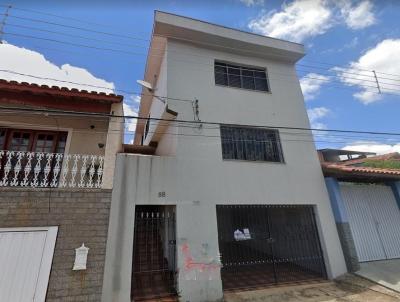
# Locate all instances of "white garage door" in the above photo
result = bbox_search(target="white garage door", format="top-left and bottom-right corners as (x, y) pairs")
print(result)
(0, 227), (58, 302)
(341, 183), (400, 262)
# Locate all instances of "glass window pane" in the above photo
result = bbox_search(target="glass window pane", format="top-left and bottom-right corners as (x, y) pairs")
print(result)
(255, 78), (269, 91)
(227, 65), (240, 75)
(254, 71), (267, 79)
(220, 126), (282, 162)
(34, 134), (55, 153)
(56, 133), (68, 154)
(215, 61), (269, 92)
(0, 129), (5, 149)
(228, 74), (241, 88)
(242, 69), (255, 90)
(10, 132), (31, 151)
(215, 64), (228, 86)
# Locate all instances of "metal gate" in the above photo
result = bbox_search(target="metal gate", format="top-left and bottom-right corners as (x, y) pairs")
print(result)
(341, 183), (400, 262)
(131, 206), (177, 300)
(216, 205), (326, 290)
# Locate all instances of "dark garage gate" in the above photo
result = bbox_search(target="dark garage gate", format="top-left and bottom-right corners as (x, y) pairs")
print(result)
(216, 205), (327, 290)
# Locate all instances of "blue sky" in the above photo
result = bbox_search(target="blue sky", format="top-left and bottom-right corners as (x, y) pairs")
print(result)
(1, 0), (400, 153)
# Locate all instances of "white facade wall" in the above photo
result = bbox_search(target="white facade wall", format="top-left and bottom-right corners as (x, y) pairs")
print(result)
(103, 38), (347, 302)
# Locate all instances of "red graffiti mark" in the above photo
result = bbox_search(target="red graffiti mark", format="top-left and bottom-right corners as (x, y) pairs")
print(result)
(181, 243), (220, 272)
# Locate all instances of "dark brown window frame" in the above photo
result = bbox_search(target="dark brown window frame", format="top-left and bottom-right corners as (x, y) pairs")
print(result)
(0, 128), (68, 154)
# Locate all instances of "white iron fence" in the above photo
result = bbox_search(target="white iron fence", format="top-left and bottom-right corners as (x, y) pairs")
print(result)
(0, 150), (104, 188)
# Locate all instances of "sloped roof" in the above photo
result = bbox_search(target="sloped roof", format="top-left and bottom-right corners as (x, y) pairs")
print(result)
(0, 79), (123, 103)
(320, 151), (400, 180)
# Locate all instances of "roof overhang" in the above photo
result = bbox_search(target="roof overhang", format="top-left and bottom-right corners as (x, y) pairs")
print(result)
(0, 80), (123, 114)
(322, 164), (400, 182)
(154, 11), (305, 63)
(134, 11), (306, 144)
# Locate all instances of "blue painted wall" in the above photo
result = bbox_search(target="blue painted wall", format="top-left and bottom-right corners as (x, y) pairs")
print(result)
(325, 177), (348, 223)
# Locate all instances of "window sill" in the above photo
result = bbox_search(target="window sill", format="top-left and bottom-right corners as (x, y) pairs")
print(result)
(215, 83), (272, 94)
(221, 158), (286, 165)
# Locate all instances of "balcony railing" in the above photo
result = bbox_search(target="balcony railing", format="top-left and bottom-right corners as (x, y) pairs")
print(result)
(0, 150), (104, 189)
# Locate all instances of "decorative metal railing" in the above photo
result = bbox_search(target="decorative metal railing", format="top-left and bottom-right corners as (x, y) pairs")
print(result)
(0, 150), (104, 188)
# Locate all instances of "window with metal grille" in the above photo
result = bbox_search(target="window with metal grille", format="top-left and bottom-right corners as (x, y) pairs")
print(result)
(214, 61), (269, 92)
(220, 126), (283, 162)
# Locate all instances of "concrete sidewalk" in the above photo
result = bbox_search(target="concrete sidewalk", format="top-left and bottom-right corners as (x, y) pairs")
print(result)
(356, 259), (400, 292)
(224, 274), (400, 302)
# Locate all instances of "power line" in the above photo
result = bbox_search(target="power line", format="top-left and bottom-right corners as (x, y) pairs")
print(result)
(3, 31), (149, 56)
(3, 31), (400, 93)
(0, 69), (195, 103)
(4, 40), (397, 97)
(2, 105), (400, 138)
(1, 14), (399, 97)
(4, 22), (151, 50)
(2, 66), (398, 100)
(2, 13), (150, 42)
(0, 112), (398, 147)
(2, 14), (400, 89)
(0, 3), (112, 28)
(2, 11), (400, 81)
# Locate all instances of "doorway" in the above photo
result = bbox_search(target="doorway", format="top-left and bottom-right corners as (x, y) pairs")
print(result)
(131, 205), (177, 301)
(216, 205), (327, 291)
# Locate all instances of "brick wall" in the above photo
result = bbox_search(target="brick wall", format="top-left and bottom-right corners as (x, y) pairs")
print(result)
(0, 188), (112, 302)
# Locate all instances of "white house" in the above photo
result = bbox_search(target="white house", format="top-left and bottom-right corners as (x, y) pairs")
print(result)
(102, 11), (347, 302)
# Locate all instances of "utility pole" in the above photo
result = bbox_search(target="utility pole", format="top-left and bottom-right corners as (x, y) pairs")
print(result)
(0, 4), (12, 44)
(373, 70), (381, 94)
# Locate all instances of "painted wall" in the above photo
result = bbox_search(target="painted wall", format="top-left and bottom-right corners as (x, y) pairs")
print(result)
(0, 102), (124, 189)
(165, 39), (347, 283)
(103, 39), (347, 302)
(0, 113), (108, 156)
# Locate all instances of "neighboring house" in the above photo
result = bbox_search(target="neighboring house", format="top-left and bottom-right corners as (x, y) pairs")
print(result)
(320, 149), (400, 272)
(102, 11), (347, 302)
(0, 79), (123, 301)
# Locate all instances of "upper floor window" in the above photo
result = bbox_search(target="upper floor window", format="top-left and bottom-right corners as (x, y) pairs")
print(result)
(220, 126), (283, 162)
(214, 61), (269, 92)
(0, 128), (68, 153)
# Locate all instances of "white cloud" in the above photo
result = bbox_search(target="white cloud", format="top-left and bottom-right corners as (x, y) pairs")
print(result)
(247, 0), (376, 43)
(300, 73), (330, 100)
(342, 142), (400, 155)
(307, 106), (330, 129)
(339, 0), (376, 29)
(335, 39), (400, 104)
(130, 95), (141, 105)
(123, 100), (139, 144)
(0, 43), (114, 93)
(123, 100), (139, 133)
(248, 0), (332, 43)
(239, 0), (264, 6)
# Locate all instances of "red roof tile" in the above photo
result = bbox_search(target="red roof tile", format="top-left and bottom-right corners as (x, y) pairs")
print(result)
(0, 79), (123, 103)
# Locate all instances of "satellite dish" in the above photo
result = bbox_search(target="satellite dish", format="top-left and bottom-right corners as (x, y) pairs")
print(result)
(136, 80), (154, 92)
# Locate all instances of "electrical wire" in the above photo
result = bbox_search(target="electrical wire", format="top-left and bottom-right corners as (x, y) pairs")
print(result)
(0, 69), (195, 103)
(1, 113), (398, 145)
(1, 105), (400, 138)
(2, 31), (400, 94)
(1, 66), (398, 102)
(1, 13), (150, 42)
(2, 10), (400, 81)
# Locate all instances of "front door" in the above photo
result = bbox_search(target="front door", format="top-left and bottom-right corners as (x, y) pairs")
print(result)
(131, 205), (177, 300)
(216, 205), (326, 290)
